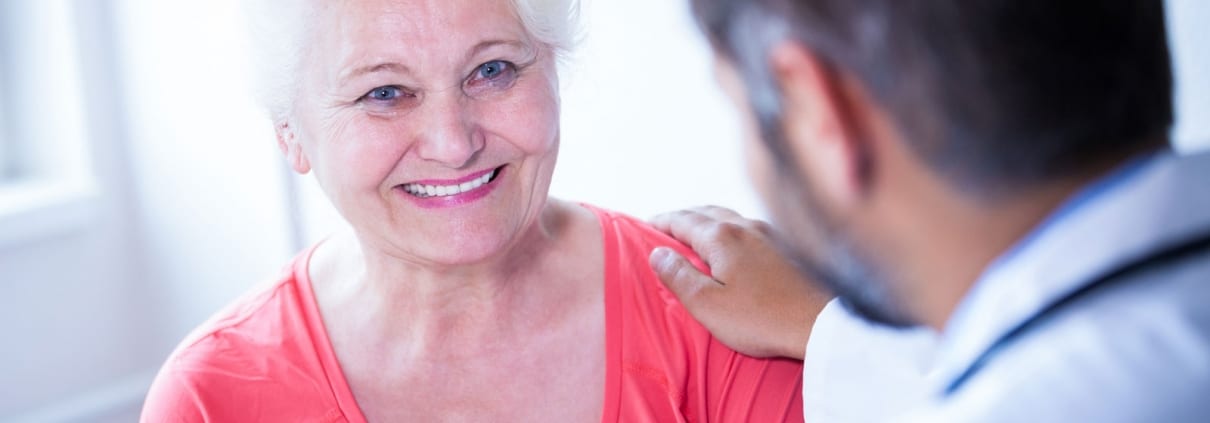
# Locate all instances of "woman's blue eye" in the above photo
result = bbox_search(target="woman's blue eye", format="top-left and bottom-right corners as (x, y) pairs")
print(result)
(477, 60), (512, 80)
(365, 86), (403, 101)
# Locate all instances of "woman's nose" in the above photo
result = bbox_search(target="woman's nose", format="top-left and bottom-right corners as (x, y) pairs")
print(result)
(413, 93), (484, 168)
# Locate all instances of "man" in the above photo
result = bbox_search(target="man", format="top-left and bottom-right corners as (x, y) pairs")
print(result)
(648, 0), (1210, 421)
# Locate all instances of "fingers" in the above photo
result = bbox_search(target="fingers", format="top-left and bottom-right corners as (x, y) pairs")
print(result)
(651, 206), (741, 231)
(649, 208), (706, 235)
(649, 247), (724, 310)
(679, 205), (743, 221)
(650, 207), (735, 249)
(650, 206), (773, 262)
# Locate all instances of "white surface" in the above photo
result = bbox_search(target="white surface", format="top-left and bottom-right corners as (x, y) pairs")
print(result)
(0, 181), (97, 249)
(0, 0), (295, 417)
(0, 70), (8, 178)
(109, 0), (296, 333)
(0, 1), (148, 416)
(0, 0), (95, 247)
(1169, 0), (1210, 152)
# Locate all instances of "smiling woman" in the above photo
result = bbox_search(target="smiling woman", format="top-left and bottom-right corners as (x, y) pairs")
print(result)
(139, 0), (804, 421)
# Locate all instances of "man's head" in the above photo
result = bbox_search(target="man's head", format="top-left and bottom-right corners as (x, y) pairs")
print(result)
(690, 0), (1174, 327)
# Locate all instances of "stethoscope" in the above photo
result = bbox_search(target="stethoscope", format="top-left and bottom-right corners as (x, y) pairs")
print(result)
(944, 230), (1210, 395)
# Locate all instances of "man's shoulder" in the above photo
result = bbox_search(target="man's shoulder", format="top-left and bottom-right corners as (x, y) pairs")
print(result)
(930, 260), (1210, 422)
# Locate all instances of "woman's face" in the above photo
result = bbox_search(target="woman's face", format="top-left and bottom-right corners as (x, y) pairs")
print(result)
(287, 0), (561, 265)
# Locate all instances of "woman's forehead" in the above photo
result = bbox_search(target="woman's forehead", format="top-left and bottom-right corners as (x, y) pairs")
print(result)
(306, 0), (536, 80)
(322, 0), (529, 50)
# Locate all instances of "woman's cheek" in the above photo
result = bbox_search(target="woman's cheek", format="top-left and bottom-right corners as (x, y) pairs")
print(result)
(485, 82), (560, 154)
(323, 114), (411, 188)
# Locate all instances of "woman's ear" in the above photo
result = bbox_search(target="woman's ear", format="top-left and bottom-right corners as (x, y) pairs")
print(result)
(275, 120), (311, 174)
(769, 41), (873, 209)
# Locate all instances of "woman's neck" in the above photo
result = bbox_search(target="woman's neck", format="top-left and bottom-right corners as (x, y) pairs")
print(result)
(312, 200), (596, 356)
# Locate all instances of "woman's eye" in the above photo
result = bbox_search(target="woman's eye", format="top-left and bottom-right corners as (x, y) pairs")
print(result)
(362, 86), (405, 102)
(469, 60), (517, 87)
(479, 61), (509, 79)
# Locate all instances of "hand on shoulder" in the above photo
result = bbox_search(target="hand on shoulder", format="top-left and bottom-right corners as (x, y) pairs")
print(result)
(648, 206), (834, 360)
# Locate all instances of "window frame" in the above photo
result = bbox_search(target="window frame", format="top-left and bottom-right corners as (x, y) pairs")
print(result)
(0, 30), (10, 181)
(0, 82), (8, 180)
(0, 1), (98, 248)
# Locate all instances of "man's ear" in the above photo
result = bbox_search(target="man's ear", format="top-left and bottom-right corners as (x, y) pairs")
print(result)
(275, 120), (311, 174)
(769, 41), (872, 207)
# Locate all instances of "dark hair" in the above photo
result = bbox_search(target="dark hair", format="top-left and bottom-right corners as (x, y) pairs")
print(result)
(691, 0), (1174, 194)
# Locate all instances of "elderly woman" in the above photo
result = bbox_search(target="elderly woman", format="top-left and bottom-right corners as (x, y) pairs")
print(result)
(142, 0), (802, 421)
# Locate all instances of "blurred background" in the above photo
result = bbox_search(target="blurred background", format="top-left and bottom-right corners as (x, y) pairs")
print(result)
(0, 0), (1207, 421)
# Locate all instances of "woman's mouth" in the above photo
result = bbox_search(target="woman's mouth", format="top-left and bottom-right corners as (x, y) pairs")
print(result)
(400, 166), (504, 199)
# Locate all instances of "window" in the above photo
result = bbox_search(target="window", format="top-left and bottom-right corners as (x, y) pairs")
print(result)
(0, 1), (96, 247)
(0, 80), (10, 181)
(0, 23), (13, 183)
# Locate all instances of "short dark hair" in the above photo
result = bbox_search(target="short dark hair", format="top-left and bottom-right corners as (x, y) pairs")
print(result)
(690, 0), (1174, 194)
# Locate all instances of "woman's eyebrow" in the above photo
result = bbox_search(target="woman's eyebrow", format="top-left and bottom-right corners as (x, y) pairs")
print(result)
(465, 39), (529, 61)
(340, 62), (413, 85)
(338, 40), (527, 84)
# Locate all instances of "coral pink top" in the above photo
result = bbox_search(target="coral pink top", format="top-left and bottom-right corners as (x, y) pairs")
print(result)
(142, 205), (804, 422)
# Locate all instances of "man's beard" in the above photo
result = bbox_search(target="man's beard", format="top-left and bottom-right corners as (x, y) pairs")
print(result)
(765, 166), (920, 329)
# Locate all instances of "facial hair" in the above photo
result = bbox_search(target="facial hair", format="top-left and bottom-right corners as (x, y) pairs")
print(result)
(765, 165), (920, 329)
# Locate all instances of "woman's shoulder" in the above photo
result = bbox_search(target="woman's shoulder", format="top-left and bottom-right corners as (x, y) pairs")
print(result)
(580, 203), (804, 421)
(580, 203), (710, 271)
(142, 247), (341, 421)
(579, 202), (711, 337)
(582, 204), (804, 422)
(171, 251), (312, 357)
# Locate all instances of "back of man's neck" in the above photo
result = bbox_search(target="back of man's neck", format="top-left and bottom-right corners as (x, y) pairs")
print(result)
(905, 161), (1138, 331)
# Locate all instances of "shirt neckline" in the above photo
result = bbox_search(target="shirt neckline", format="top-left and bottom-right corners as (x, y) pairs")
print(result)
(294, 240), (368, 423)
(294, 204), (622, 423)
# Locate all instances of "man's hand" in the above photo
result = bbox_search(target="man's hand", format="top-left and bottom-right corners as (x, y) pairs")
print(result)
(649, 206), (833, 360)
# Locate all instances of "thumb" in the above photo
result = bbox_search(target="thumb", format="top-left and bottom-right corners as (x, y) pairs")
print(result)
(649, 247), (721, 307)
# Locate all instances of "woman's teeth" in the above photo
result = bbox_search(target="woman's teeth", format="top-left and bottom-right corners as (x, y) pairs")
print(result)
(402, 169), (497, 198)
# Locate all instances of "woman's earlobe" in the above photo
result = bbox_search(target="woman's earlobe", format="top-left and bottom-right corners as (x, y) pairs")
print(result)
(275, 121), (311, 174)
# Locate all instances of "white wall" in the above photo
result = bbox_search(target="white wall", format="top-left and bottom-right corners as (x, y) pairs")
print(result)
(1169, 0), (1210, 152)
(0, 2), (150, 419)
(1, 0), (296, 421)
(109, 0), (296, 334)
(0, 0), (1207, 421)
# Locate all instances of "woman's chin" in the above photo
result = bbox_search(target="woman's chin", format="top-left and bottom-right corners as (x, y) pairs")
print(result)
(351, 205), (543, 269)
(389, 232), (520, 268)
(415, 244), (505, 266)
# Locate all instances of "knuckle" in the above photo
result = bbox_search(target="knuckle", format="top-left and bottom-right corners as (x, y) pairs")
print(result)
(707, 221), (745, 241)
(670, 264), (702, 294)
(675, 210), (707, 226)
(747, 219), (775, 235)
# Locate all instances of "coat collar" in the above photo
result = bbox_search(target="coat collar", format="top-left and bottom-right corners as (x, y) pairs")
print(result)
(931, 150), (1210, 394)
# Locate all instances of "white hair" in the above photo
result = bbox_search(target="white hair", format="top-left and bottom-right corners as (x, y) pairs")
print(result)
(242, 0), (581, 122)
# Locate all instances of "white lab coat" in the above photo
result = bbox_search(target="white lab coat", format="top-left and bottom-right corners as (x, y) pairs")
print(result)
(802, 151), (1210, 422)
